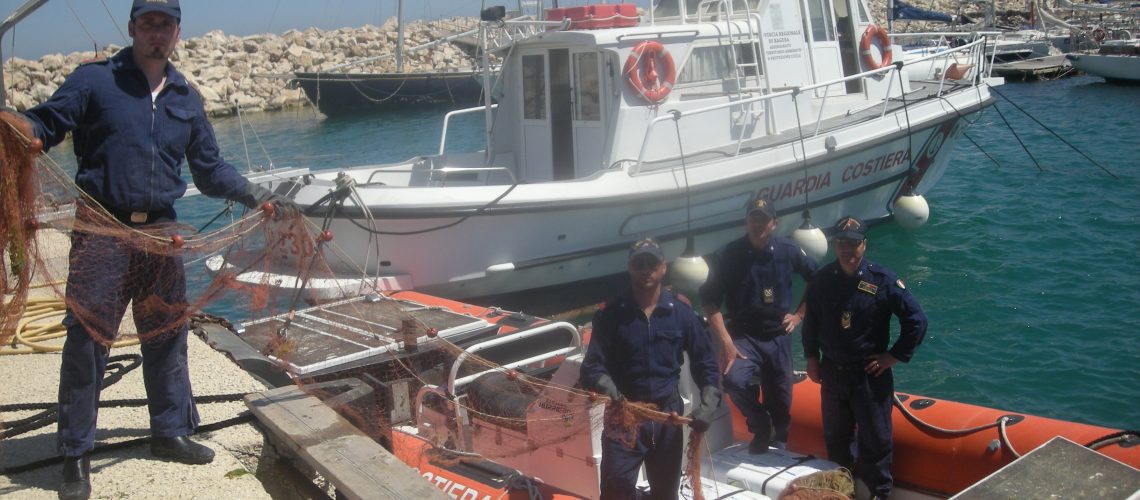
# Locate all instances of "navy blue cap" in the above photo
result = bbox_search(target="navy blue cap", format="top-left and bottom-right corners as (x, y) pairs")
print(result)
(830, 216), (867, 241)
(131, 0), (180, 21)
(746, 197), (777, 219)
(629, 237), (665, 262)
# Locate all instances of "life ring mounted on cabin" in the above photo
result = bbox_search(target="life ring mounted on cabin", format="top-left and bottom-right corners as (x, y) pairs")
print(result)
(1092, 27), (1107, 42)
(624, 41), (676, 104)
(860, 24), (894, 70)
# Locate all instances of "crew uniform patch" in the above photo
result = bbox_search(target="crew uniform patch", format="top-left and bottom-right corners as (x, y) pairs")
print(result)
(857, 280), (878, 295)
(841, 311), (852, 330)
(763, 287), (774, 304)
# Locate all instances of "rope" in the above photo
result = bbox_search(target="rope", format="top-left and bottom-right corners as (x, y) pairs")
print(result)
(0, 412), (255, 476)
(1085, 430), (1140, 450)
(991, 102), (1044, 172)
(963, 132), (1005, 168)
(759, 454), (814, 496)
(334, 182), (519, 236)
(3, 298), (140, 354)
(989, 85), (1118, 179)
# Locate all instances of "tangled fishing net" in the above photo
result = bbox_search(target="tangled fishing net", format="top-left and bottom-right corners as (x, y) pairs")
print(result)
(2, 119), (710, 497)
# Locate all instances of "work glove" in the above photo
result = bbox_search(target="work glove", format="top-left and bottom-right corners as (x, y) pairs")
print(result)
(687, 385), (722, 433)
(594, 374), (624, 403)
(238, 182), (300, 220)
(0, 108), (41, 155)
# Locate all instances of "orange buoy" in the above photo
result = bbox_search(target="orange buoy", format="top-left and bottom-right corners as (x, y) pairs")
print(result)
(624, 40), (676, 104)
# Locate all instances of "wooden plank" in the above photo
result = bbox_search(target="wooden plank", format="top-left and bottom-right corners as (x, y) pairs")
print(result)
(245, 385), (448, 500)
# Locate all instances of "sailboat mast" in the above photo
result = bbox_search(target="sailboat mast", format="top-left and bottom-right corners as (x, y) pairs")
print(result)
(396, 0), (405, 73)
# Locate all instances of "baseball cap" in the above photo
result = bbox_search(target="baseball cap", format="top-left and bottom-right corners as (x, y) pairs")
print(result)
(629, 237), (665, 262)
(746, 197), (777, 219)
(131, 0), (181, 21)
(830, 216), (867, 241)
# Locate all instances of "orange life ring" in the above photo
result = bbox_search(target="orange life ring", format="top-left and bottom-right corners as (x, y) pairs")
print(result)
(860, 24), (894, 69)
(1092, 27), (1107, 42)
(624, 40), (676, 104)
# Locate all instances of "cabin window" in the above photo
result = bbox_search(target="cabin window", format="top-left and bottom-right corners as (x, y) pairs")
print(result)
(523, 55), (546, 120)
(855, 0), (869, 23)
(653, 0), (764, 20)
(677, 44), (762, 84)
(573, 52), (601, 121)
(805, 0), (836, 42)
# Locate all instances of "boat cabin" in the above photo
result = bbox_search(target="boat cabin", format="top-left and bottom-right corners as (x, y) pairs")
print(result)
(479, 0), (890, 184)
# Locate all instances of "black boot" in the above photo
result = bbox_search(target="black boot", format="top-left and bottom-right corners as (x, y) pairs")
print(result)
(58, 454), (91, 500)
(150, 435), (215, 464)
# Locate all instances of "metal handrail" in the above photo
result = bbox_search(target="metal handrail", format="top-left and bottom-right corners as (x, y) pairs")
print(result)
(361, 163), (518, 186)
(440, 104), (497, 155)
(442, 321), (581, 449)
(629, 37), (988, 174)
(446, 321), (582, 396)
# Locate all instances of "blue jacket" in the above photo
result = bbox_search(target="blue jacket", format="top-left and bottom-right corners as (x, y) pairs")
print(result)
(22, 47), (248, 214)
(700, 235), (818, 338)
(581, 289), (720, 403)
(802, 259), (928, 365)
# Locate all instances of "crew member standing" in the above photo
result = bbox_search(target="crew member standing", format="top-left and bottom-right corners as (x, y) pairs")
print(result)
(801, 216), (927, 500)
(700, 198), (817, 453)
(0, 1), (295, 499)
(580, 238), (721, 499)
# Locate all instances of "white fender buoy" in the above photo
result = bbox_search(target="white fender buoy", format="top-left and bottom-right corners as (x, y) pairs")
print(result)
(671, 236), (709, 293)
(894, 193), (930, 229)
(792, 216), (829, 262)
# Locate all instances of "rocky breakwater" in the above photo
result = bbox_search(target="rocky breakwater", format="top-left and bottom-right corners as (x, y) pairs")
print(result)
(2, 16), (479, 117)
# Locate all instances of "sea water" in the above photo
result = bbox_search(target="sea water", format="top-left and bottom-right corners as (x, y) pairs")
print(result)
(39, 76), (1140, 433)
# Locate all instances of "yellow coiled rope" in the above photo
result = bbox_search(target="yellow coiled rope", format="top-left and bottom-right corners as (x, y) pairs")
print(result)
(3, 297), (139, 354)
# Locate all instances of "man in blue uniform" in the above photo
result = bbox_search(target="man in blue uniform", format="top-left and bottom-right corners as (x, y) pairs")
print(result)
(700, 198), (817, 453)
(581, 238), (721, 500)
(1, 2), (294, 499)
(801, 216), (927, 500)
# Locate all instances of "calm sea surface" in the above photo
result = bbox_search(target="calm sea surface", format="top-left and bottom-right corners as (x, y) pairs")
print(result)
(41, 75), (1140, 433)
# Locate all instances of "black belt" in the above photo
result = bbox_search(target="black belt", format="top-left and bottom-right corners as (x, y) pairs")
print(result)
(99, 204), (176, 225)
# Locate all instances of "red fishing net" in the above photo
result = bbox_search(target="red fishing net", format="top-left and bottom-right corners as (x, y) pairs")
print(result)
(1, 120), (706, 498)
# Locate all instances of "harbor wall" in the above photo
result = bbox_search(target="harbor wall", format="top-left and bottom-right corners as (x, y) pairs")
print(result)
(2, 16), (478, 117)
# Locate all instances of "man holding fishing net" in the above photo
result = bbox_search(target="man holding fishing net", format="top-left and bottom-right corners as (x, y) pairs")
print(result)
(580, 237), (722, 499)
(0, 1), (297, 499)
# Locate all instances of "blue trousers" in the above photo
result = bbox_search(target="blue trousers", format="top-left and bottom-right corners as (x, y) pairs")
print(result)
(722, 334), (793, 446)
(599, 398), (684, 500)
(820, 361), (894, 498)
(57, 229), (199, 457)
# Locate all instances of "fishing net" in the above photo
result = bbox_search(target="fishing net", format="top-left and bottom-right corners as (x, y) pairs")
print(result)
(1, 120), (707, 498)
(778, 468), (855, 499)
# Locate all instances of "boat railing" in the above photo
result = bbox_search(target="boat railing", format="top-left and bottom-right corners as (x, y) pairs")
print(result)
(629, 37), (988, 175)
(412, 321), (581, 447)
(439, 104), (497, 155)
(361, 162), (517, 187)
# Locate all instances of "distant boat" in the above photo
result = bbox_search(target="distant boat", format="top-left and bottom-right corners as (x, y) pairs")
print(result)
(289, 1), (489, 116)
(290, 70), (486, 115)
(1067, 39), (1140, 84)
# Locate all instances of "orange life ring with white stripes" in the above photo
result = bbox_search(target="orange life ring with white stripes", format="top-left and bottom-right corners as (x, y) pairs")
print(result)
(860, 24), (894, 70)
(624, 41), (676, 104)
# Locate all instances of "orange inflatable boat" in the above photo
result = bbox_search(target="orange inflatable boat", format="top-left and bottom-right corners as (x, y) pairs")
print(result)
(726, 376), (1140, 496)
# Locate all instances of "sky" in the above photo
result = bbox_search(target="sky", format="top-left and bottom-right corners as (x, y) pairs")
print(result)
(0, 0), (608, 60)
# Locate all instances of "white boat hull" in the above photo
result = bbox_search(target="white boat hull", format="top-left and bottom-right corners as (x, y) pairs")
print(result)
(290, 106), (980, 300)
(1067, 53), (1140, 83)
